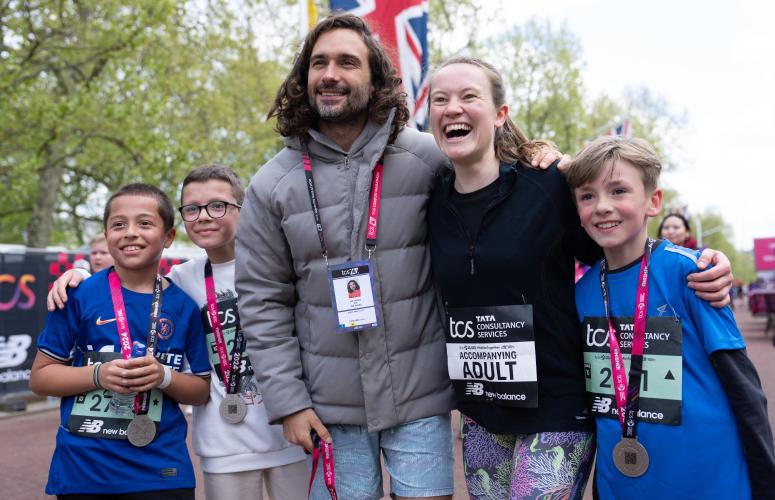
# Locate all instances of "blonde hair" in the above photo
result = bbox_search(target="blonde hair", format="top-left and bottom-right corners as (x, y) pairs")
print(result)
(567, 136), (661, 192)
(431, 56), (552, 165)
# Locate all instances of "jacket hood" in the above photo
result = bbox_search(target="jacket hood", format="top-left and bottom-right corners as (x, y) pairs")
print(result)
(283, 108), (396, 166)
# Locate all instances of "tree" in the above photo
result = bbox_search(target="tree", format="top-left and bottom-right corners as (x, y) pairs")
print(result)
(1, 0), (289, 247)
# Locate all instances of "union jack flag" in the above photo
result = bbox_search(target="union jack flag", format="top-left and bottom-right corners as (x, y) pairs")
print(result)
(330, 0), (430, 130)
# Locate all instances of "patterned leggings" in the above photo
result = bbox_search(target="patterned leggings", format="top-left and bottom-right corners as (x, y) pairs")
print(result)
(461, 415), (595, 500)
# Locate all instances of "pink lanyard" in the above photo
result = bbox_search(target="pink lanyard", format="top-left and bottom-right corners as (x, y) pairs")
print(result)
(600, 239), (652, 438)
(308, 436), (337, 499)
(204, 260), (242, 393)
(107, 269), (163, 415)
(301, 143), (384, 263)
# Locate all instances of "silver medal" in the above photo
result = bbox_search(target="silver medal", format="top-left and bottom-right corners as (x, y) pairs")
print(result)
(127, 414), (156, 447)
(219, 394), (247, 424)
(613, 437), (649, 477)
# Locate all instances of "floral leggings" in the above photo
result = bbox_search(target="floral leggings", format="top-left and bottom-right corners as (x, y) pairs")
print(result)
(461, 415), (595, 500)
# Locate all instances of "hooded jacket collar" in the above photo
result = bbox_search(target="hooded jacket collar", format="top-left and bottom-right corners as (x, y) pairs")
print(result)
(284, 108), (396, 167)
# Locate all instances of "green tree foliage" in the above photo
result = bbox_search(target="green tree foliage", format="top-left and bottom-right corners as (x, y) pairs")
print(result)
(1, 0), (287, 247)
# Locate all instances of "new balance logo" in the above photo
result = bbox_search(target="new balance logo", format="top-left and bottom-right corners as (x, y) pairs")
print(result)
(78, 419), (104, 434)
(96, 317), (116, 326)
(591, 396), (612, 414)
(465, 383), (484, 396)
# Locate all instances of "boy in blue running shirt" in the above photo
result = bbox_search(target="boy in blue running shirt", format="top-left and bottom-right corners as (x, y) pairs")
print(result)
(30, 183), (211, 499)
(567, 136), (775, 500)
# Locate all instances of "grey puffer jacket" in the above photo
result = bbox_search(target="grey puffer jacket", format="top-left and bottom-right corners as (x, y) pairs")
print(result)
(235, 114), (455, 431)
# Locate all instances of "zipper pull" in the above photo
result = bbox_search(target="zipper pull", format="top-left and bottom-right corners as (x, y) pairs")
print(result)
(344, 156), (350, 169)
(469, 246), (476, 276)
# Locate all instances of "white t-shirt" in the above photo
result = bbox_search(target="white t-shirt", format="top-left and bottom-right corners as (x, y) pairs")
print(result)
(169, 255), (305, 473)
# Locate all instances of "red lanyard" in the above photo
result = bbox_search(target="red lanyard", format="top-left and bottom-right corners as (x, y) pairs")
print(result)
(301, 143), (384, 264)
(204, 260), (242, 394)
(107, 269), (163, 415)
(600, 239), (653, 439)
(308, 437), (337, 499)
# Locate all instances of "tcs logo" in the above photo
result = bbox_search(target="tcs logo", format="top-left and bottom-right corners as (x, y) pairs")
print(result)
(448, 318), (474, 339)
(0, 274), (35, 311)
(586, 324), (609, 347)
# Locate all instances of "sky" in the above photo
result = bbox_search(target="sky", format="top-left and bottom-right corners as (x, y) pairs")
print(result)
(499, 0), (775, 250)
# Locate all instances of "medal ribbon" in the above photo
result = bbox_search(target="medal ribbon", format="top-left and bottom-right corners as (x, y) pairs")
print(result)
(600, 239), (653, 439)
(308, 438), (338, 499)
(301, 142), (384, 263)
(107, 269), (163, 416)
(204, 260), (242, 394)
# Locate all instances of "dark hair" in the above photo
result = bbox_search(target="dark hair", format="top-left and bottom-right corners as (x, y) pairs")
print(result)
(181, 163), (245, 205)
(658, 213), (691, 235)
(567, 136), (662, 192)
(103, 183), (175, 232)
(268, 12), (409, 143)
(430, 56), (552, 166)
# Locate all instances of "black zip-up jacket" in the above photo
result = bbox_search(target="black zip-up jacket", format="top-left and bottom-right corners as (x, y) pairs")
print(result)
(429, 161), (601, 434)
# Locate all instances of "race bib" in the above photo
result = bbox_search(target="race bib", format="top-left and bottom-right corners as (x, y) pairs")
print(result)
(68, 352), (163, 440)
(582, 315), (683, 425)
(445, 305), (537, 407)
(328, 260), (381, 333)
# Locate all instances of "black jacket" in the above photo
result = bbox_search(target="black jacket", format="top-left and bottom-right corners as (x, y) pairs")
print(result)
(429, 161), (601, 434)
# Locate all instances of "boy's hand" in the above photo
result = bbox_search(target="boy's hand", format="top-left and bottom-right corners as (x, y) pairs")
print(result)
(99, 355), (164, 393)
(120, 354), (165, 393)
(687, 248), (734, 307)
(46, 270), (85, 311)
(529, 145), (571, 170)
(283, 408), (331, 452)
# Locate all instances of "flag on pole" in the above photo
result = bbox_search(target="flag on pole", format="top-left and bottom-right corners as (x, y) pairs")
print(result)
(329, 0), (430, 130)
(300, 0), (318, 39)
(602, 118), (631, 138)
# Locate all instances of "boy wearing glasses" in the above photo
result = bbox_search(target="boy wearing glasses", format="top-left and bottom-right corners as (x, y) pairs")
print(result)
(48, 165), (308, 499)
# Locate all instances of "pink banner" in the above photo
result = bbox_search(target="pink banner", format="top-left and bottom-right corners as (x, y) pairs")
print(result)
(754, 238), (775, 271)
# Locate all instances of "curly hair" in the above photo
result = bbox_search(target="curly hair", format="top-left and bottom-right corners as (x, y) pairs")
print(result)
(268, 13), (409, 143)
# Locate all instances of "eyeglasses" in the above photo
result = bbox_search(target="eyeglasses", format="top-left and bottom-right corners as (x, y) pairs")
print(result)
(178, 201), (241, 222)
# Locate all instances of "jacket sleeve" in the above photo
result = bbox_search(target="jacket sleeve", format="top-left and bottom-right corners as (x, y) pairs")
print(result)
(235, 169), (312, 424)
(710, 348), (775, 499)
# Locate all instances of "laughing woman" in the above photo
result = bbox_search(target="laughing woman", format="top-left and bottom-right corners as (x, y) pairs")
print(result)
(426, 57), (734, 499)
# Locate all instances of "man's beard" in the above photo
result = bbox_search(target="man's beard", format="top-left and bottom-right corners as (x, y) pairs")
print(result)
(309, 82), (370, 122)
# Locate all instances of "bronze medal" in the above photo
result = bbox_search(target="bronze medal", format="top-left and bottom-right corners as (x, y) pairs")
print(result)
(219, 394), (247, 424)
(127, 414), (156, 447)
(613, 437), (649, 477)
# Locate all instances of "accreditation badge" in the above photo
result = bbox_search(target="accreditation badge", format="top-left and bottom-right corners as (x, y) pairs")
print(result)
(582, 315), (683, 425)
(328, 260), (381, 333)
(445, 305), (538, 407)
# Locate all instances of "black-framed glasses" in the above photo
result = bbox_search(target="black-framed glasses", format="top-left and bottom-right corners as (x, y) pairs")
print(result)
(178, 201), (242, 222)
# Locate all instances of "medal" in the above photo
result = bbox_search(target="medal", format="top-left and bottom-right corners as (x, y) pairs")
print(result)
(219, 394), (247, 424)
(127, 414), (156, 447)
(613, 437), (649, 477)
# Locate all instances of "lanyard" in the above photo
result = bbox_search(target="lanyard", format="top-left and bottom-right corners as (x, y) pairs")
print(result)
(301, 142), (384, 264)
(308, 436), (337, 499)
(204, 260), (243, 394)
(107, 269), (163, 415)
(600, 239), (653, 439)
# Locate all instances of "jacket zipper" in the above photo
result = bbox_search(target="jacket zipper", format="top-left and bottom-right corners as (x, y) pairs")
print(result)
(443, 174), (514, 276)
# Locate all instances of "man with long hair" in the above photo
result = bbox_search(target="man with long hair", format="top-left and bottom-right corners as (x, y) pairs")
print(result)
(235, 13), (456, 500)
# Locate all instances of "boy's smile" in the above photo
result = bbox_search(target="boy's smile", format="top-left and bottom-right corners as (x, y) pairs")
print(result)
(574, 159), (662, 269)
(105, 194), (175, 288)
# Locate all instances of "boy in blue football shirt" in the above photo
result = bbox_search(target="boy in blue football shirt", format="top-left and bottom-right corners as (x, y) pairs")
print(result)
(30, 183), (211, 499)
(567, 136), (775, 499)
